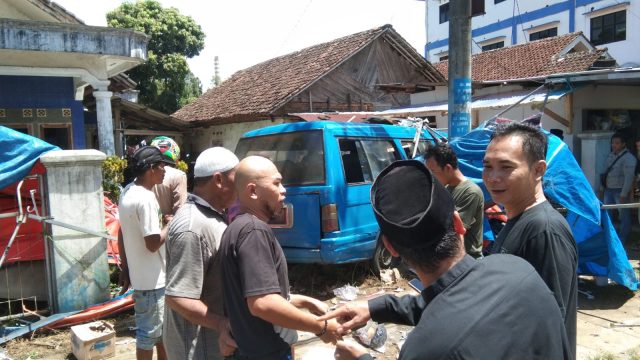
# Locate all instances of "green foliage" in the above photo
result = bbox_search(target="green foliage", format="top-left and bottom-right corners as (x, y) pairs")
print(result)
(107, 0), (205, 114)
(102, 156), (128, 203)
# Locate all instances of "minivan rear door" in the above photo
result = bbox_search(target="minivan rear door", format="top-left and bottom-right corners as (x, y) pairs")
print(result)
(235, 130), (325, 249)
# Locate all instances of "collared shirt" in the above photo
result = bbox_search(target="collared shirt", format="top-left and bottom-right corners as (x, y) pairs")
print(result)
(163, 193), (227, 360)
(604, 149), (637, 195)
(153, 166), (188, 216)
(360, 255), (572, 360)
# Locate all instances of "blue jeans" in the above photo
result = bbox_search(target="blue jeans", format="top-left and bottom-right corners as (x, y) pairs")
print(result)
(604, 188), (631, 243)
(133, 287), (165, 350)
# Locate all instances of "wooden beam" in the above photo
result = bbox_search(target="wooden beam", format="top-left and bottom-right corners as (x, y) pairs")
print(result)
(472, 109), (480, 128)
(542, 107), (570, 128)
(564, 93), (574, 134)
(117, 129), (184, 137)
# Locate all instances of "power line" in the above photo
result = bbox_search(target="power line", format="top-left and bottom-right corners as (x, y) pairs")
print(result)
(277, 0), (314, 54)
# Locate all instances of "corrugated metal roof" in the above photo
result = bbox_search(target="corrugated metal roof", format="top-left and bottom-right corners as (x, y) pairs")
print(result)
(380, 88), (571, 116)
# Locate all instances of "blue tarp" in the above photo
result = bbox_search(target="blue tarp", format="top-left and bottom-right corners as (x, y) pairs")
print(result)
(0, 126), (59, 190)
(449, 120), (638, 291)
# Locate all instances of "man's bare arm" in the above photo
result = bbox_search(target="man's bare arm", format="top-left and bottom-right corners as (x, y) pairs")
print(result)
(165, 296), (226, 331)
(143, 225), (169, 252)
(247, 293), (341, 343)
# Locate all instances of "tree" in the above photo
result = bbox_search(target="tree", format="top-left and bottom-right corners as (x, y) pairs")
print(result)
(107, 0), (205, 114)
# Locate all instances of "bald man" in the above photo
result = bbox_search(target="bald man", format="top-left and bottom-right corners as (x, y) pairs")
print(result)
(219, 156), (341, 360)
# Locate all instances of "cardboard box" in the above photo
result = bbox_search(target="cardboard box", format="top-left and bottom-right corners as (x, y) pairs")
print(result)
(70, 321), (115, 360)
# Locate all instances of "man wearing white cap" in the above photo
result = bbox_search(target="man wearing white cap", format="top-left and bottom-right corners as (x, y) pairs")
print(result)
(163, 147), (239, 359)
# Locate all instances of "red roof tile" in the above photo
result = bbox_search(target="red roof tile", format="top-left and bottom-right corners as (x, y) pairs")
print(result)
(174, 25), (444, 124)
(433, 32), (607, 82)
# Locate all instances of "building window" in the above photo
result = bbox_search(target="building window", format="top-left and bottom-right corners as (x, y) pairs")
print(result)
(482, 41), (504, 51)
(591, 10), (626, 45)
(530, 27), (558, 41)
(441, 1), (484, 24)
(472, 0), (485, 16)
(439, 3), (449, 24)
(40, 124), (73, 150)
(495, 0), (506, 3)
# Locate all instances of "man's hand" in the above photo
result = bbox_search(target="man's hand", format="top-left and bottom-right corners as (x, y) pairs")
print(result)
(289, 294), (329, 316)
(334, 340), (369, 360)
(318, 301), (370, 334)
(117, 267), (130, 296)
(319, 318), (342, 344)
(218, 320), (237, 357)
(304, 297), (329, 316)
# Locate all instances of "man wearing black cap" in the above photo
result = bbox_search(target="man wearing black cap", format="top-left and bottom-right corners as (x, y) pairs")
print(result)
(321, 160), (571, 359)
(118, 146), (174, 360)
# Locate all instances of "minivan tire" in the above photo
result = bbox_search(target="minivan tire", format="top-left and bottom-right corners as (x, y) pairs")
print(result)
(372, 233), (401, 275)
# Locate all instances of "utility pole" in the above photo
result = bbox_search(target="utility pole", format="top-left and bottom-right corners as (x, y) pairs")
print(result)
(211, 56), (221, 87)
(447, 0), (472, 139)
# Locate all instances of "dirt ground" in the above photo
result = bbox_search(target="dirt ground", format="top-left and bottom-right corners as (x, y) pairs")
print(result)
(2, 253), (640, 360)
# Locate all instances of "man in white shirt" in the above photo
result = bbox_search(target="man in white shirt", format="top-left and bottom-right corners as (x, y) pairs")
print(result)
(118, 146), (173, 360)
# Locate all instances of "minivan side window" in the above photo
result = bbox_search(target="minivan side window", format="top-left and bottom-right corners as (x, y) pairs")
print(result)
(401, 140), (429, 158)
(235, 131), (325, 186)
(339, 138), (400, 185)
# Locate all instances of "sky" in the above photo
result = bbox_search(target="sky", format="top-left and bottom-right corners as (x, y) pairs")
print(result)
(53, 0), (426, 89)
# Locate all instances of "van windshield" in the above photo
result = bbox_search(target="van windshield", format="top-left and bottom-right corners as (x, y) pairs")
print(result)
(235, 130), (325, 186)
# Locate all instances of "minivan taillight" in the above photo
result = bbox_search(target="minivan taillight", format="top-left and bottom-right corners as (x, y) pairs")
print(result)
(321, 204), (339, 233)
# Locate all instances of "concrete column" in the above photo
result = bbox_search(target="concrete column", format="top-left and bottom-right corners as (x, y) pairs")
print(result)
(577, 131), (614, 191)
(40, 150), (110, 313)
(447, 0), (472, 139)
(93, 90), (115, 156)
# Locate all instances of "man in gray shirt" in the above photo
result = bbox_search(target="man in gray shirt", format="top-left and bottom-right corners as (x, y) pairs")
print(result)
(163, 147), (239, 359)
(601, 132), (637, 243)
(426, 143), (484, 258)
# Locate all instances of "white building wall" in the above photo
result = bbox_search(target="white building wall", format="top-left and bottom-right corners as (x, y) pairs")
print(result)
(191, 119), (289, 154)
(575, 1), (640, 67)
(425, 0), (639, 67)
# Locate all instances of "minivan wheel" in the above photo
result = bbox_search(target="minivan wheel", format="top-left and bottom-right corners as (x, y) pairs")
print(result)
(372, 234), (400, 275)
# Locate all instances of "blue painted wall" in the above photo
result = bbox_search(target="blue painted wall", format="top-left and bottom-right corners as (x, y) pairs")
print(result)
(0, 75), (85, 149)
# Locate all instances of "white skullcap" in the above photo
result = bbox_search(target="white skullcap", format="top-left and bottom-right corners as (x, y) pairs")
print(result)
(194, 147), (239, 178)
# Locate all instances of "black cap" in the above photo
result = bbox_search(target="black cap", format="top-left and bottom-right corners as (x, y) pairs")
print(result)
(132, 146), (174, 171)
(371, 160), (454, 248)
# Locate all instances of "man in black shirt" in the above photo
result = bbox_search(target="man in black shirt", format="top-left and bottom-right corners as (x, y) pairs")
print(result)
(322, 160), (571, 360)
(483, 122), (577, 356)
(220, 156), (341, 360)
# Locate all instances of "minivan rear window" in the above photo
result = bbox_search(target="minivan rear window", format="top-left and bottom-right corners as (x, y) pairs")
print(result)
(235, 130), (325, 186)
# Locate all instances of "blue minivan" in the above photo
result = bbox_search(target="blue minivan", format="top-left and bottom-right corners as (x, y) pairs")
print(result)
(235, 121), (436, 270)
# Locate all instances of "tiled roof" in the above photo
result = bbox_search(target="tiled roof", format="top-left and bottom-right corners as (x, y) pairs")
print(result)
(433, 32), (607, 82)
(174, 25), (445, 124)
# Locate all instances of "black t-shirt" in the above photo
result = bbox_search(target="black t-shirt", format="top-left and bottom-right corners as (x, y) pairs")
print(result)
(359, 255), (572, 360)
(220, 213), (297, 359)
(490, 201), (577, 357)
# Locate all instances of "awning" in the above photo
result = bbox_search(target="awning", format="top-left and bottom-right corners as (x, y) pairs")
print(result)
(380, 88), (571, 117)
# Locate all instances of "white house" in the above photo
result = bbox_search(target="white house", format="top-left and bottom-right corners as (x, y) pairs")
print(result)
(421, 0), (639, 68)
